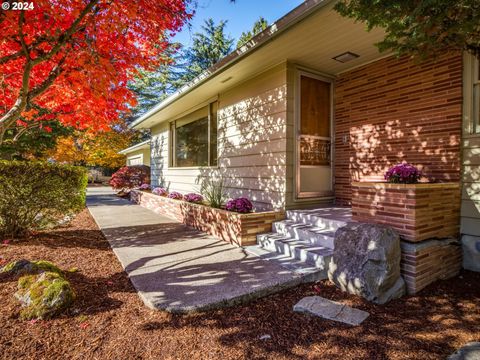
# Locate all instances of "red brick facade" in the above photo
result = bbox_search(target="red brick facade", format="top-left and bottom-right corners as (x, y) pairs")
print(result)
(351, 182), (461, 242)
(334, 53), (463, 205)
(400, 239), (462, 294)
(130, 190), (285, 246)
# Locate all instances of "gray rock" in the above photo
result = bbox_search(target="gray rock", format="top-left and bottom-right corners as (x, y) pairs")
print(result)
(328, 223), (405, 304)
(462, 235), (480, 272)
(293, 296), (369, 326)
(448, 342), (480, 360)
(15, 271), (75, 320)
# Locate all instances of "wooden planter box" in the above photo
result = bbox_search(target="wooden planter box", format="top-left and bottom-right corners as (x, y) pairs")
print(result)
(130, 190), (285, 246)
(351, 182), (461, 242)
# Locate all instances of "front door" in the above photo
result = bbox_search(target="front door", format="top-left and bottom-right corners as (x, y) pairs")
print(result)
(296, 73), (333, 199)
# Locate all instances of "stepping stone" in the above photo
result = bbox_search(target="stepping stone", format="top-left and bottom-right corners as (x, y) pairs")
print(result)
(293, 296), (369, 326)
(448, 342), (480, 360)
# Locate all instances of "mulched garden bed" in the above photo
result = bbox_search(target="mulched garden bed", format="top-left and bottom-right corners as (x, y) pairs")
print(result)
(1, 209), (479, 360)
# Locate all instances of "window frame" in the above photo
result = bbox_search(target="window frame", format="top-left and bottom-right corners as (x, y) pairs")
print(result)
(464, 53), (480, 135)
(169, 102), (218, 168)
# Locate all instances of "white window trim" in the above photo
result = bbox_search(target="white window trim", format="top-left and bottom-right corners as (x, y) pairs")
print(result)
(127, 154), (143, 166)
(463, 52), (480, 135)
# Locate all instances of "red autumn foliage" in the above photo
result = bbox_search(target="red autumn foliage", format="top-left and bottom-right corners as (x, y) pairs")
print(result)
(0, 0), (191, 141)
(109, 165), (151, 192)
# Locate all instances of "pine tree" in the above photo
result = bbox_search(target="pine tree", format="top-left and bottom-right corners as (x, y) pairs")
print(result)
(237, 17), (269, 48)
(182, 19), (234, 82)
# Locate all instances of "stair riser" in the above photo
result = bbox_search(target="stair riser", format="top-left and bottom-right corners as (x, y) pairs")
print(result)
(286, 212), (347, 231)
(258, 236), (332, 270)
(272, 222), (335, 248)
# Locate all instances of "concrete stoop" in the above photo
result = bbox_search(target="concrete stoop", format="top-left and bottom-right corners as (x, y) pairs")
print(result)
(245, 207), (352, 282)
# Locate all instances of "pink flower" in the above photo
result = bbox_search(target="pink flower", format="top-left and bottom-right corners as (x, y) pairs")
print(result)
(2, 239), (10, 246)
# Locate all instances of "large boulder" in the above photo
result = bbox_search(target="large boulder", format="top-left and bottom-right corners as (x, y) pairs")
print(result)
(462, 235), (480, 272)
(328, 223), (405, 304)
(15, 271), (75, 320)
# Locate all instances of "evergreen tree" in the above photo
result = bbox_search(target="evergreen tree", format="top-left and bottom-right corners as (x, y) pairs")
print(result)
(237, 17), (269, 48)
(127, 43), (185, 120)
(182, 19), (234, 82)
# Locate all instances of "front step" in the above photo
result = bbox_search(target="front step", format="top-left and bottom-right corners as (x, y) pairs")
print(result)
(273, 220), (335, 248)
(286, 207), (352, 231)
(258, 233), (333, 269)
(247, 207), (352, 281)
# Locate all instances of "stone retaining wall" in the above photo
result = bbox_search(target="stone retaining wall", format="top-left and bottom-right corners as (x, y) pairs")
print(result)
(400, 238), (462, 294)
(130, 190), (285, 246)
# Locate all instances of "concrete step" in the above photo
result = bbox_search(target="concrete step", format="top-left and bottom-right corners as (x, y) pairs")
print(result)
(244, 244), (328, 282)
(257, 232), (333, 270)
(272, 220), (335, 248)
(286, 207), (352, 231)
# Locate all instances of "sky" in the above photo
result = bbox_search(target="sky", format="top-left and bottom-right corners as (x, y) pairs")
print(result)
(174, 0), (305, 47)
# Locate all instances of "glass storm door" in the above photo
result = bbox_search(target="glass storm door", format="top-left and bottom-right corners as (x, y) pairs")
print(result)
(297, 74), (333, 198)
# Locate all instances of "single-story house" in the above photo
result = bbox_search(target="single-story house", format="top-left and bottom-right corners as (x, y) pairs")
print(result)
(118, 140), (151, 166)
(122, 0), (480, 290)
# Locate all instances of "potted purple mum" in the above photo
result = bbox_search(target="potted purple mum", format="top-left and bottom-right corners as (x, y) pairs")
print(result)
(225, 198), (253, 213)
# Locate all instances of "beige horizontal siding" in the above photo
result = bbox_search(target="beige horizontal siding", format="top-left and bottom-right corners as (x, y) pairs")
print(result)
(461, 133), (480, 235)
(150, 63), (289, 211)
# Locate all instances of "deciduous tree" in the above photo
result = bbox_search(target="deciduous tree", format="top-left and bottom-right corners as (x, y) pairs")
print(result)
(335, 0), (480, 59)
(0, 0), (191, 145)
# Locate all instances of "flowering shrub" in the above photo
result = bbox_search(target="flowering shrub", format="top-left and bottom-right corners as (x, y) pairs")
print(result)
(384, 163), (422, 184)
(109, 165), (150, 192)
(152, 187), (168, 196)
(168, 191), (183, 200)
(225, 198), (253, 213)
(184, 193), (203, 203)
(138, 184), (150, 190)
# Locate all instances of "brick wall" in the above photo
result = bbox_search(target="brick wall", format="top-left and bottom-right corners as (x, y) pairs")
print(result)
(400, 239), (462, 294)
(351, 182), (461, 242)
(130, 190), (285, 246)
(335, 53), (463, 205)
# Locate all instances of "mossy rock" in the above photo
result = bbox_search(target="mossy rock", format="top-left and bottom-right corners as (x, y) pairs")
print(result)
(15, 271), (75, 320)
(0, 259), (63, 276)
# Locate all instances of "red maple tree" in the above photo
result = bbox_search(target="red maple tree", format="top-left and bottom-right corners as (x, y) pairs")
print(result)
(0, 0), (191, 144)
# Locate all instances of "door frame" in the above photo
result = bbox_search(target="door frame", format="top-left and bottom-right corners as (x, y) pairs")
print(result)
(294, 68), (335, 200)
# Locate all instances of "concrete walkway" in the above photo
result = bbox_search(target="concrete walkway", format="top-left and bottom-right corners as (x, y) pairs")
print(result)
(86, 187), (306, 313)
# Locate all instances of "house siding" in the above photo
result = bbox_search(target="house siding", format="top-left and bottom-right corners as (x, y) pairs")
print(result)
(125, 148), (150, 166)
(150, 63), (288, 211)
(462, 136), (480, 236)
(334, 53), (463, 205)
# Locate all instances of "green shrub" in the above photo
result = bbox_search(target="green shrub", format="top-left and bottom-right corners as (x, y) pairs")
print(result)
(200, 177), (227, 209)
(0, 161), (88, 237)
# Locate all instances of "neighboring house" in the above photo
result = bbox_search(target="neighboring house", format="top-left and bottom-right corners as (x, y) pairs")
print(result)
(118, 140), (151, 166)
(126, 0), (479, 245)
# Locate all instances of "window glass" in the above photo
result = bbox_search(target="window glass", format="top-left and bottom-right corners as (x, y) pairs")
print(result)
(174, 117), (209, 167)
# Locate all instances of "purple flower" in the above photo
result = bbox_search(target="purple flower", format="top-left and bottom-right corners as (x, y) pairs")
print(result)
(385, 163), (422, 184)
(184, 193), (203, 203)
(225, 197), (253, 213)
(168, 191), (183, 200)
(138, 183), (150, 190)
(152, 187), (167, 196)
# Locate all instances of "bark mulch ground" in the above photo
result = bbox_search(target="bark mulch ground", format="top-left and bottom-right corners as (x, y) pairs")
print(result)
(1, 209), (479, 360)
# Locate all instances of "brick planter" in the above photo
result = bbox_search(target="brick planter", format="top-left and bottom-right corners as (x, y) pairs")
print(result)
(351, 182), (461, 242)
(130, 190), (284, 246)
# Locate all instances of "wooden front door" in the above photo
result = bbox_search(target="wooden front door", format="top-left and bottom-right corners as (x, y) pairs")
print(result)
(296, 73), (333, 198)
